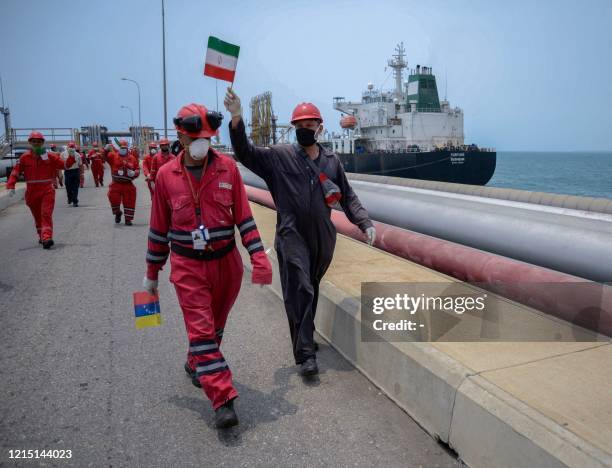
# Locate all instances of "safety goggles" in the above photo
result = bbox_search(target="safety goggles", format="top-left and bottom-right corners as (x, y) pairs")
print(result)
(173, 111), (223, 134)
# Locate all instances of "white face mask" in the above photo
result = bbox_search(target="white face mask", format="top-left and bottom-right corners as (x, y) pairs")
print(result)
(150, 149), (157, 155)
(119, 148), (128, 156)
(188, 138), (210, 160)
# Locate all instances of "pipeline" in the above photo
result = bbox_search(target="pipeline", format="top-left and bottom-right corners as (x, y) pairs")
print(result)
(239, 167), (612, 283)
(245, 185), (612, 338)
(347, 172), (612, 215)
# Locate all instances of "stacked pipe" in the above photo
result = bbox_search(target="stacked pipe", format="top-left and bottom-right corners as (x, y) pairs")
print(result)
(240, 168), (612, 337)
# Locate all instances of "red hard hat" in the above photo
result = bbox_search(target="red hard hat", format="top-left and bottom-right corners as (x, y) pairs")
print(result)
(118, 139), (129, 148)
(68, 141), (76, 148)
(291, 102), (323, 124)
(174, 103), (221, 138)
(159, 138), (170, 145)
(28, 131), (45, 142)
(148, 141), (158, 148)
(50, 144), (57, 149)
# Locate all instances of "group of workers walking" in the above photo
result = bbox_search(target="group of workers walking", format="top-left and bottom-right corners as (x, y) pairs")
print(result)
(5, 89), (376, 430)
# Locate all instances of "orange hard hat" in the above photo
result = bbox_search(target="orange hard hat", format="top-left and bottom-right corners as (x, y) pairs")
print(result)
(173, 103), (223, 138)
(291, 102), (323, 124)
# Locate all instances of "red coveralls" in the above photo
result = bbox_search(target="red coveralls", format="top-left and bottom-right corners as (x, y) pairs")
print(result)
(105, 151), (140, 222)
(7, 151), (74, 241)
(89, 150), (105, 187)
(150, 152), (175, 182)
(142, 153), (155, 198)
(146, 150), (272, 409)
(79, 152), (89, 188)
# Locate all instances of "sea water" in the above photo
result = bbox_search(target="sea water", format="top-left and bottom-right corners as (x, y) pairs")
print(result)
(489, 151), (612, 199)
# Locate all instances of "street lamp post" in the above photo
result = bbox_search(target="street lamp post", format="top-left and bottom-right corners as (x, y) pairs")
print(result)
(161, 0), (168, 139)
(120, 105), (134, 127)
(121, 77), (142, 150)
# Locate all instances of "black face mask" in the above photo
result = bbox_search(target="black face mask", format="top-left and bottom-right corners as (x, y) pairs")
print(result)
(161, 147), (169, 153)
(296, 127), (317, 147)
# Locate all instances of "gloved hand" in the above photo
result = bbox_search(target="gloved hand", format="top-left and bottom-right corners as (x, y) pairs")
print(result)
(224, 88), (242, 117)
(104, 144), (113, 152)
(150, 181), (155, 191)
(8, 189), (16, 197)
(251, 252), (273, 286)
(365, 226), (376, 246)
(142, 276), (158, 295)
(127, 169), (136, 178)
(118, 169), (124, 176)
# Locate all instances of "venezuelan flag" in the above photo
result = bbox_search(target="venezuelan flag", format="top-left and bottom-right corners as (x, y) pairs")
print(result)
(133, 291), (162, 329)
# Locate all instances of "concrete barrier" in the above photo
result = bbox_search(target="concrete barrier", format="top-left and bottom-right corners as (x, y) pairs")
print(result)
(0, 184), (25, 211)
(239, 202), (612, 468)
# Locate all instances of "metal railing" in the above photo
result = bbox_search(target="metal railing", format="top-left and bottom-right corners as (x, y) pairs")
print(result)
(11, 127), (75, 142)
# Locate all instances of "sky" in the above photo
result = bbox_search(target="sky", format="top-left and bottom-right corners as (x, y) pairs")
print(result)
(1, 0), (611, 151)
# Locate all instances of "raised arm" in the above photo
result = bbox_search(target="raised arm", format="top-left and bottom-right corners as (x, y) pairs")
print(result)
(225, 88), (275, 179)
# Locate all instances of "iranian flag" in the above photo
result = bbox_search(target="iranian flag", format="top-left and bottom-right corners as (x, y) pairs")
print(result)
(204, 36), (240, 83)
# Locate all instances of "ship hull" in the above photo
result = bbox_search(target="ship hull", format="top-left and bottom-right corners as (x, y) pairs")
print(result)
(336, 149), (496, 185)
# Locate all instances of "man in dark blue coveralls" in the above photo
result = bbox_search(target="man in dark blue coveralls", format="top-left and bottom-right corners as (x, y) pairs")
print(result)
(225, 88), (376, 377)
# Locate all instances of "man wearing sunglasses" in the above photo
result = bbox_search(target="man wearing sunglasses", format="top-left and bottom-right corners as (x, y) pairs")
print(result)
(225, 88), (376, 378)
(142, 103), (273, 429)
(6, 131), (77, 248)
(104, 139), (140, 225)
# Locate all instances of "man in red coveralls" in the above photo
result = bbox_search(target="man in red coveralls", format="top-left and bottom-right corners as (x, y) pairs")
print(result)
(77, 145), (89, 188)
(142, 103), (273, 429)
(88, 142), (105, 187)
(142, 142), (158, 199)
(104, 139), (140, 225)
(6, 131), (75, 248)
(50, 144), (63, 189)
(149, 138), (174, 184)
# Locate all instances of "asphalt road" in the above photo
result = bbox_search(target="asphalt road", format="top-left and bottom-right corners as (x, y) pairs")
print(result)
(0, 170), (463, 467)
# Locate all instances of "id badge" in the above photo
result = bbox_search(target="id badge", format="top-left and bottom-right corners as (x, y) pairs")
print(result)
(191, 229), (206, 250)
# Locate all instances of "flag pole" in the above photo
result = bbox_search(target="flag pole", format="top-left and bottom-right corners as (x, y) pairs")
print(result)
(215, 79), (219, 111)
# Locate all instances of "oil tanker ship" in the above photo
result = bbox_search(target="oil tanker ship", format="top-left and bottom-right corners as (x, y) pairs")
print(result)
(322, 43), (496, 185)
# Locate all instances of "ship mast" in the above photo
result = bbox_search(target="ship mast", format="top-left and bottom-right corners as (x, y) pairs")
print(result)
(387, 42), (407, 101)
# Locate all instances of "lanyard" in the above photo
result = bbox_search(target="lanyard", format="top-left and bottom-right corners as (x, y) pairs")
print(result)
(182, 153), (209, 226)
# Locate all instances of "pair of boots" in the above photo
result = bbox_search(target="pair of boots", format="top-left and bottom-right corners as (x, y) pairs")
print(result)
(184, 363), (238, 429)
(114, 211), (132, 226)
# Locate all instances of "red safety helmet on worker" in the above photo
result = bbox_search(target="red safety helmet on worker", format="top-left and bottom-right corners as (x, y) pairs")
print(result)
(143, 101), (272, 429)
(6, 131), (76, 248)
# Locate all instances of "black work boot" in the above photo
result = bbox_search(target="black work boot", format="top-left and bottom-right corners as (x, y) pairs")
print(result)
(184, 362), (201, 388)
(299, 357), (319, 377)
(115, 211), (122, 224)
(214, 399), (238, 429)
(42, 239), (54, 250)
(125, 219), (133, 226)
